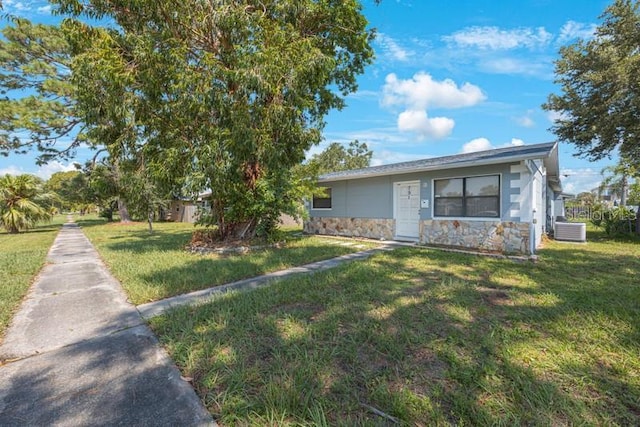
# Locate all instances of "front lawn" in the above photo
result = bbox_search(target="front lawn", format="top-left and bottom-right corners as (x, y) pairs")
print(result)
(78, 218), (378, 304)
(150, 231), (640, 425)
(0, 216), (65, 341)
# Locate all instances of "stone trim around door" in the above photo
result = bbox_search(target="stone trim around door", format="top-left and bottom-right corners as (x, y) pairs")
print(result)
(304, 217), (395, 240)
(420, 219), (531, 254)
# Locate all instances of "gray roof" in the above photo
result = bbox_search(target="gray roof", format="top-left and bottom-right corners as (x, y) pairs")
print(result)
(319, 141), (560, 184)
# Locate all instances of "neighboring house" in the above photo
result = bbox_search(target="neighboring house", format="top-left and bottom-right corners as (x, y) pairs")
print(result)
(590, 185), (620, 207)
(305, 142), (563, 255)
(168, 192), (303, 227)
(167, 192), (211, 223)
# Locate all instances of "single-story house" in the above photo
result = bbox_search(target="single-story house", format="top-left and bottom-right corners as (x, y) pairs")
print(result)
(304, 142), (564, 255)
(166, 192), (211, 223)
(167, 192), (303, 227)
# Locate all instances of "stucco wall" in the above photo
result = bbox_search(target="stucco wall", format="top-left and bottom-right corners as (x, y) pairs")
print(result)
(309, 162), (524, 222)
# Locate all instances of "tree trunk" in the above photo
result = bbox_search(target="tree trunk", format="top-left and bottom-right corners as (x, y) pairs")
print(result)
(117, 198), (131, 223)
(636, 209), (640, 235)
(621, 174), (628, 206)
(147, 210), (154, 234)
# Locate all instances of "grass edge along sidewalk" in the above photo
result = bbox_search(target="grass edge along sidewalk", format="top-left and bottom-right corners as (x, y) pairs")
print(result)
(77, 218), (381, 305)
(0, 216), (65, 341)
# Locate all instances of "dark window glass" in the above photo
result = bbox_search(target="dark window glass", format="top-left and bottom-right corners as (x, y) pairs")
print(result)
(434, 175), (500, 217)
(312, 187), (332, 209)
(434, 178), (463, 197)
(434, 198), (463, 216)
(465, 197), (499, 217)
(465, 175), (499, 196)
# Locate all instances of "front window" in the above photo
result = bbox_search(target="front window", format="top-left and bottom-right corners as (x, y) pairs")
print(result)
(312, 187), (332, 209)
(434, 175), (500, 217)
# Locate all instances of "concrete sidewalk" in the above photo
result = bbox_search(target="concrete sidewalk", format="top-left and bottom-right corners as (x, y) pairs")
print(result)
(0, 220), (214, 426)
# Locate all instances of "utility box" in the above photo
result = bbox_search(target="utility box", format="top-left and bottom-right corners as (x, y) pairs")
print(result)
(555, 222), (586, 242)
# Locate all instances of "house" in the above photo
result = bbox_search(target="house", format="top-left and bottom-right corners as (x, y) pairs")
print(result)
(304, 142), (563, 255)
(166, 192), (211, 223)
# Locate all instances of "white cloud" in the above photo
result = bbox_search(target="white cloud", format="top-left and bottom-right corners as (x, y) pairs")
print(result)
(462, 137), (493, 153)
(443, 26), (553, 50)
(382, 72), (485, 110)
(516, 115), (535, 127)
(376, 33), (414, 62)
(515, 110), (536, 128)
(546, 110), (569, 123)
(370, 150), (429, 167)
(480, 58), (551, 77)
(13, 2), (31, 11)
(397, 110), (455, 139)
(0, 165), (26, 176)
(35, 161), (80, 180)
(346, 89), (379, 100)
(461, 137), (526, 153)
(560, 168), (602, 194)
(381, 72), (485, 140)
(37, 5), (52, 14)
(557, 21), (598, 44)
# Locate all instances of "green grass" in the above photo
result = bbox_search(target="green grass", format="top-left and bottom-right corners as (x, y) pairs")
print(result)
(150, 229), (640, 425)
(77, 218), (378, 304)
(0, 215), (66, 341)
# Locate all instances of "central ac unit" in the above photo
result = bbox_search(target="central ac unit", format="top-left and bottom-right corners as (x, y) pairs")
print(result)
(555, 222), (586, 242)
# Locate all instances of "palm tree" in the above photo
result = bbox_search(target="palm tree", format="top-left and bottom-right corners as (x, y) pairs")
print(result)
(0, 174), (56, 233)
(599, 158), (638, 206)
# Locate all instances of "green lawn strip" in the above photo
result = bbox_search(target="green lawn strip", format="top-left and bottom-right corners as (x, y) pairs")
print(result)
(77, 219), (379, 305)
(0, 216), (66, 340)
(150, 232), (640, 425)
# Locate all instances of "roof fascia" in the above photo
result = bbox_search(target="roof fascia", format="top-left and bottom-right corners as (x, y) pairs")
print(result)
(319, 149), (556, 183)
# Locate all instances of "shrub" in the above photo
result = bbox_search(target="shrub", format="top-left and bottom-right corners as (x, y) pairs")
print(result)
(591, 205), (637, 235)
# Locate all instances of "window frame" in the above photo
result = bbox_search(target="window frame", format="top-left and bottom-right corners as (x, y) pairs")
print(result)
(312, 186), (332, 210)
(433, 174), (501, 219)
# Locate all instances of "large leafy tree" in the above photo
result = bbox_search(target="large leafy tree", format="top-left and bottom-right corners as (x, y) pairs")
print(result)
(0, 174), (56, 233)
(543, 0), (640, 169)
(307, 140), (373, 175)
(54, 0), (375, 240)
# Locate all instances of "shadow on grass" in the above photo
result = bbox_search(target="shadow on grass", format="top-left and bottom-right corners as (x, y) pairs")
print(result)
(151, 239), (640, 425)
(134, 243), (360, 301)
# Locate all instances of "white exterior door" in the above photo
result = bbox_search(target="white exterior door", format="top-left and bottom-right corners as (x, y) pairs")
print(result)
(394, 181), (421, 239)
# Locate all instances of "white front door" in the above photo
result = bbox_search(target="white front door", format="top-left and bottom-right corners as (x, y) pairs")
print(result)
(394, 181), (421, 239)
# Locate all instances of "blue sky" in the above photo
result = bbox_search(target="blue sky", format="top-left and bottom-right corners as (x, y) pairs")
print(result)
(0, 0), (617, 194)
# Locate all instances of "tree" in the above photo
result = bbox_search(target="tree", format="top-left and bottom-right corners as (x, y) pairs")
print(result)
(307, 140), (373, 175)
(46, 169), (90, 212)
(0, 18), (87, 163)
(0, 174), (56, 233)
(629, 180), (640, 206)
(543, 0), (640, 169)
(0, 17), (152, 223)
(56, 0), (375, 240)
(599, 158), (638, 206)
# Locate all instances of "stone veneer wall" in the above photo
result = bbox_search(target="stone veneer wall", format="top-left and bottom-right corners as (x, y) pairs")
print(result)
(420, 220), (531, 254)
(304, 217), (394, 240)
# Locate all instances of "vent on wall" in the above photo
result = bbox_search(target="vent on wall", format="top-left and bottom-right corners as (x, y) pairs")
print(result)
(555, 222), (586, 242)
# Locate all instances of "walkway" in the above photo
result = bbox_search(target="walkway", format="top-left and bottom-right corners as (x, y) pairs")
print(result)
(0, 220), (214, 426)
(137, 245), (396, 319)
